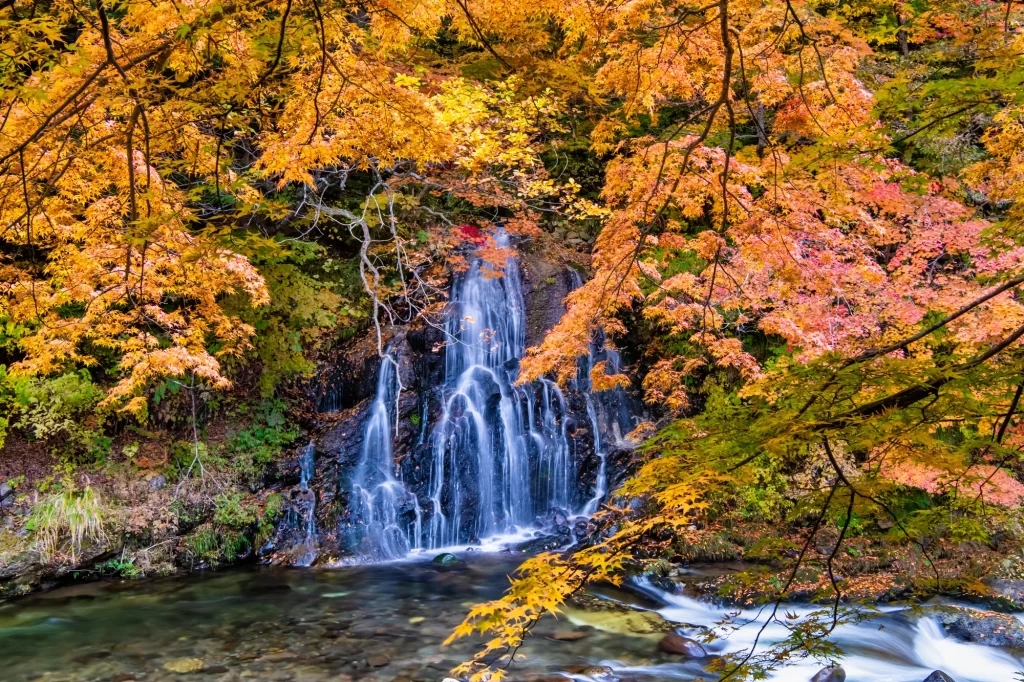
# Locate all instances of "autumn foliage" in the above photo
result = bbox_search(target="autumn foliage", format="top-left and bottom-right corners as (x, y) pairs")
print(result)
(4, 0), (1024, 677)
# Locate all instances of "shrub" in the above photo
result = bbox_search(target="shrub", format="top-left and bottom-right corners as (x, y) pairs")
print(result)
(213, 492), (258, 529)
(8, 370), (108, 463)
(225, 402), (297, 487)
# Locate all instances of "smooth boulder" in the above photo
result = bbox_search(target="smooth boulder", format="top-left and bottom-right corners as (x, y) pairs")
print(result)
(923, 672), (955, 682)
(657, 632), (707, 657)
(810, 666), (846, 682)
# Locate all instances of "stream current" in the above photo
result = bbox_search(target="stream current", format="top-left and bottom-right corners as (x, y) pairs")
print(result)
(0, 554), (1021, 682)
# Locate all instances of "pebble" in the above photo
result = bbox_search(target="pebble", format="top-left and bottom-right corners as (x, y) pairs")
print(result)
(367, 655), (391, 667)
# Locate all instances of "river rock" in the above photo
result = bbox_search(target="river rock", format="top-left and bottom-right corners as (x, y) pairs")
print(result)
(921, 605), (1024, 647)
(111, 675), (137, 682)
(163, 658), (205, 673)
(432, 553), (458, 566)
(923, 672), (956, 682)
(513, 535), (564, 553)
(563, 594), (676, 635)
(810, 666), (845, 682)
(657, 632), (706, 657)
(367, 654), (391, 667)
(984, 578), (1024, 610)
(577, 666), (617, 681)
(551, 629), (588, 641)
(200, 665), (229, 674)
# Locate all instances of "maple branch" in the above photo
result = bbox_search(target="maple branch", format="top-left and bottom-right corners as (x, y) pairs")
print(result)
(841, 271), (1024, 368)
(718, 480), (839, 682)
(256, 0), (294, 88)
(821, 439), (942, 587)
(829, 319), (1024, 429)
(452, 0), (515, 73)
(826, 486), (855, 632)
(594, 0), (732, 323)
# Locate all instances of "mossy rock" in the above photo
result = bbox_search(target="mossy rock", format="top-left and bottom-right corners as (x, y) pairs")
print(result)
(432, 552), (458, 566)
(563, 594), (677, 636)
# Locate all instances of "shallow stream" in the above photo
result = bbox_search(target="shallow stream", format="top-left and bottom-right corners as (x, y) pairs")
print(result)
(0, 554), (1021, 682)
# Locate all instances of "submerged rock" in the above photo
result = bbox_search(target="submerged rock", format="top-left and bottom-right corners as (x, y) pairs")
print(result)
(432, 552), (458, 566)
(576, 665), (617, 681)
(923, 672), (956, 682)
(163, 658), (205, 673)
(810, 666), (846, 682)
(551, 629), (588, 641)
(657, 632), (706, 657)
(562, 595), (675, 636)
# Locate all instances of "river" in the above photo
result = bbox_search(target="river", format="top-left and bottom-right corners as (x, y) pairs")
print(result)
(0, 553), (1021, 682)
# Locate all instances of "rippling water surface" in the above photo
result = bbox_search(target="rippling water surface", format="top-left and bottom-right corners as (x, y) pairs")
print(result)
(0, 555), (1020, 682)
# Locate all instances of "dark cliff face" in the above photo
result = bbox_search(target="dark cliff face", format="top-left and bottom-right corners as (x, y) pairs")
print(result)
(268, 250), (644, 563)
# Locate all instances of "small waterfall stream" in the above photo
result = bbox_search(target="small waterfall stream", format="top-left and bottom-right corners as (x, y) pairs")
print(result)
(289, 442), (319, 566)
(347, 353), (423, 561)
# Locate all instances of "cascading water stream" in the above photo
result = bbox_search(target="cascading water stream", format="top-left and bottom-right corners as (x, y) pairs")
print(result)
(347, 353), (422, 561)
(568, 269), (634, 516)
(344, 233), (635, 560)
(291, 441), (319, 566)
(299, 442), (316, 536)
(426, 231), (569, 548)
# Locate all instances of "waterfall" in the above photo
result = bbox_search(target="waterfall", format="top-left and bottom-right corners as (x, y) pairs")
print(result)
(347, 353), (422, 561)
(568, 269), (634, 516)
(342, 233), (635, 560)
(427, 231), (566, 548)
(292, 442), (319, 566)
(299, 442), (316, 534)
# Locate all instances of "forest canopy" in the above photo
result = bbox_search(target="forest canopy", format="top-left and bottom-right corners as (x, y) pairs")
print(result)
(3, 0), (1024, 678)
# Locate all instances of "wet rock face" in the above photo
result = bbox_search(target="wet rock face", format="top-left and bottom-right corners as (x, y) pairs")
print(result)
(519, 252), (573, 348)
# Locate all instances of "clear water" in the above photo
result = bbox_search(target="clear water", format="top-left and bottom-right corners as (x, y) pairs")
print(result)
(1, 557), (1020, 682)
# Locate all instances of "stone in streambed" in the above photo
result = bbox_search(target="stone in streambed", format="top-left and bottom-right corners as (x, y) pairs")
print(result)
(551, 629), (588, 641)
(163, 658), (205, 674)
(657, 632), (706, 657)
(923, 673), (956, 682)
(200, 666), (229, 675)
(111, 675), (136, 682)
(810, 666), (846, 682)
(367, 654), (391, 667)
(432, 553), (458, 566)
